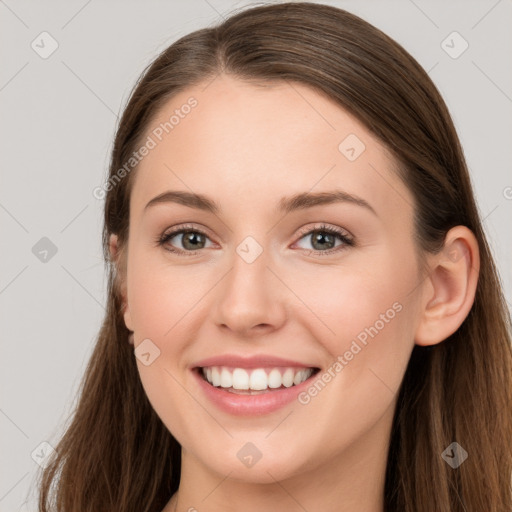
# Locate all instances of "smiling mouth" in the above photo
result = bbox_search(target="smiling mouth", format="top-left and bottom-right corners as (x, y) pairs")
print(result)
(195, 366), (321, 395)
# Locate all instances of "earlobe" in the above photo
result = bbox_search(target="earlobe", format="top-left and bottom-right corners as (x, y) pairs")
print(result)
(109, 233), (119, 261)
(109, 233), (134, 333)
(123, 303), (134, 333)
(414, 226), (480, 347)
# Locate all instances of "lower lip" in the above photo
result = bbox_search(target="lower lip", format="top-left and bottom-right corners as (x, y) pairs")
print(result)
(192, 368), (317, 415)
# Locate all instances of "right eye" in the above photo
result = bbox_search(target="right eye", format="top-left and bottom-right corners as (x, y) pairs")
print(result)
(157, 224), (215, 256)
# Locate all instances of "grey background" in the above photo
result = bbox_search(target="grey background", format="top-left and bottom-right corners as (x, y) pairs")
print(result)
(1, 0), (511, 510)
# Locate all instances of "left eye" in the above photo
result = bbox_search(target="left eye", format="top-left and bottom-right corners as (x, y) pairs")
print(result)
(294, 226), (353, 253)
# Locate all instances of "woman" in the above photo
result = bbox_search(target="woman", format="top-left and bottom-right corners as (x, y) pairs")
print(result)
(38, 2), (512, 511)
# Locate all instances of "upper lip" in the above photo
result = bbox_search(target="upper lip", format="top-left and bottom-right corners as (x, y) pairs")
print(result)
(192, 354), (319, 369)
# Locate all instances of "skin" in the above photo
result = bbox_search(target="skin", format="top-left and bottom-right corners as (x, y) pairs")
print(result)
(109, 74), (479, 512)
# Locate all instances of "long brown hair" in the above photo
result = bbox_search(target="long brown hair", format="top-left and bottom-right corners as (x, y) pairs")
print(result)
(37, 3), (512, 511)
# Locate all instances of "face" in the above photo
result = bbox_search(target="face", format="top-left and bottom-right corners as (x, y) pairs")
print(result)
(119, 74), (425, 483)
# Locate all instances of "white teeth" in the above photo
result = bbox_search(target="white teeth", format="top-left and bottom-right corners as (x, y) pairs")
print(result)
(232, 368), (249, 390)
(268, 369), (282, 388)
(282, 368), (294, 388)
(220, 368), (232, 388)
(201, 366), (314, 391)
(211, 367), (221, 386)
(249, 369), (268, 390)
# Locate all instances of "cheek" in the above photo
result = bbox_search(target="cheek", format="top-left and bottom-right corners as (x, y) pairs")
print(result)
(289, 250), (418, 399)
(126, 248), (206, 340)
(126, 254), (206, 441)
(291, 259), (412, 349)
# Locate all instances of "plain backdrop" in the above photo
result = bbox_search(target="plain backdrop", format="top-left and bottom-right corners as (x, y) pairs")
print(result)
(1, 0), (511, 510)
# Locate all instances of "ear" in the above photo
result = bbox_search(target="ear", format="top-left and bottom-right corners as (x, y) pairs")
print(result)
(109, 233), (134, 334)
(414, 226), (480, 346)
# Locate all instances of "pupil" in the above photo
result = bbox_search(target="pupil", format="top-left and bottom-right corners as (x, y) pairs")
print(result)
(183, 232), (204, 250)
(313, 231), (334, 250)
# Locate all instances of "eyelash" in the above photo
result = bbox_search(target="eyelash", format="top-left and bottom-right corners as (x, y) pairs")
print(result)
(155, 223), (354, 257)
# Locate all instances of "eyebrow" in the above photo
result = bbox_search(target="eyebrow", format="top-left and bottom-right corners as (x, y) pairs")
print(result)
(144, 189), (377, 216)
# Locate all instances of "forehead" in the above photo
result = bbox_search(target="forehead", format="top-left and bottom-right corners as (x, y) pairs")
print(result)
(130, 74), (413, 222)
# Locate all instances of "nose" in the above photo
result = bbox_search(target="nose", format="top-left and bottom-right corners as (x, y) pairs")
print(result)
(212, 244), (287, 338)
